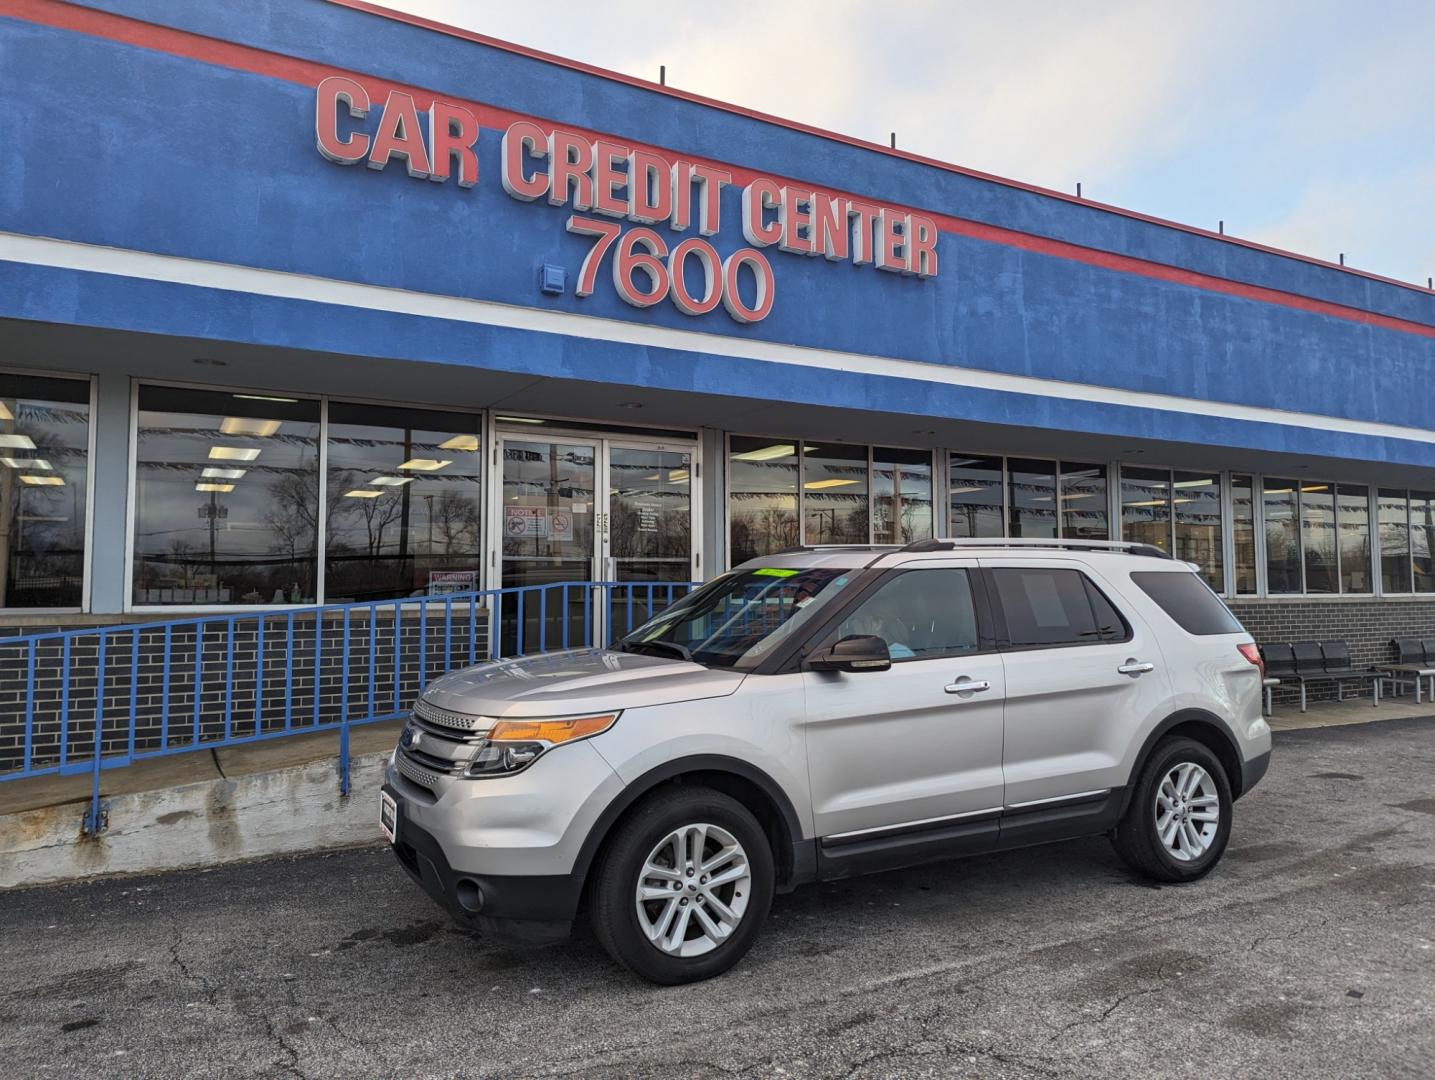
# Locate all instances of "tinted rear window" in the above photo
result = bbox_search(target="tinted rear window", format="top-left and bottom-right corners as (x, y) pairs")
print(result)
(989, 567), (1128, 647)
(1130, 571), (1243, 635)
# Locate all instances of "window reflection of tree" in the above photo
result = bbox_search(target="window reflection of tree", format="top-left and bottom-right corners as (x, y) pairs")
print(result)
(0, 400), (88, 608)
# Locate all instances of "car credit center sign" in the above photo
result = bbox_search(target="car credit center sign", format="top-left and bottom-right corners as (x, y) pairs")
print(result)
(314, 77), (939, 324)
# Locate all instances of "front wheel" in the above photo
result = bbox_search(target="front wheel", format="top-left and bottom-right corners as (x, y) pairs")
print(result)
(1111, 736), (1233, 882)
(589, 786), (774, 984)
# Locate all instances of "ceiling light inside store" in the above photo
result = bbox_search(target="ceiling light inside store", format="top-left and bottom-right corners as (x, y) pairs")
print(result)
(202, 467), (246, 480)
(20, 475), (63, 486)
(1301, 485), (1330, 493)
(804, 479), (860, 490)
(950, 485), (988, 495)
(732, 444), (796, 462)
(210, 447), (261, 461)
(2, 457), (50, 469)
(0, 403), (11, 420)
(220, 417), (281, 437)
(0, 434), (37, 450)
(495, 416), (545, 424)
(398, 458), (452, 471)
(1172, 479), (1215, 488)
(344, 489), (382, 498)
(438, 435), (480, 451)
(368, 476), (413, 486)
(196, 482), (234, 493)
(233, 394), (299, 404)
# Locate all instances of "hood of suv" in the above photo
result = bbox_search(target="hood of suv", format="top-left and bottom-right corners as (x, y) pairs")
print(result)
(417, 648), (746, 719)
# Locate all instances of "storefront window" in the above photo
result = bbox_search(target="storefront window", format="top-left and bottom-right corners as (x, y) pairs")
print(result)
(873, 448), (933, 544)
(728, 437), (799, 564)
(949, 455), (1003, 538)
(1300, 483), (1337, 594)
(1007, 458), (1057, 538)
(1059, 463), (1108, 540)
(324, 402), (481, 603)
(1231, 474), (1257, 594)
(0, 373), (89, 608)
(1336, 485), (1371, 594)
(1120, 467), (1171, 553)
(802, 443), (868, 545)
(1173, 471), (1223, 590)
(1412, 491), (1435, 593)
(1263, 479), (1300, 594)
(133, 386), (320, 605)
(1379, 488), (1412, 594)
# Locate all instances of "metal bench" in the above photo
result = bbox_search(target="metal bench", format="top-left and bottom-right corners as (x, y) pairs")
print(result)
(1260, 641), (1381, 713)
(1374, 638), (1435, 704)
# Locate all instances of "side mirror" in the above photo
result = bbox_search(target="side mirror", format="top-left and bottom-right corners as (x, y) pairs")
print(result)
(808, 634), (892, 673)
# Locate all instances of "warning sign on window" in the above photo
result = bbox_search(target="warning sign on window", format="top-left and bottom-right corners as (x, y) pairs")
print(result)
(504, 506), (547, 537)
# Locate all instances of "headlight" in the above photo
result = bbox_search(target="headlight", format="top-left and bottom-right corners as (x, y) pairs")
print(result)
(462, 713), (619, 779)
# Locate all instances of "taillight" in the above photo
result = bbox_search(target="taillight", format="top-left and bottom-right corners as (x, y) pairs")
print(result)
(1237, 642), (1264, 678)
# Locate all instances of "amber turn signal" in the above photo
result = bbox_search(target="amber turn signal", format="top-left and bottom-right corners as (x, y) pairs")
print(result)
(487, 714), (619, 745)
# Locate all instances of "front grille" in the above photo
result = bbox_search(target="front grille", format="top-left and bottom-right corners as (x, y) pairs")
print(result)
(395, 750), (447, 790)
(411, 713), (486, 746)
(413, 698), (487, 732)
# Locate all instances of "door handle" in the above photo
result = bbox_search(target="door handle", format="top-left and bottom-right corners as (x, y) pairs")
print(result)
(944, 677), (992, 696)
(1118, 660), (1155, 676)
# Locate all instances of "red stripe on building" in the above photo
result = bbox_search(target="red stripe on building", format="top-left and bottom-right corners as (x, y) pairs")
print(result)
(4, 0), (1434, 342)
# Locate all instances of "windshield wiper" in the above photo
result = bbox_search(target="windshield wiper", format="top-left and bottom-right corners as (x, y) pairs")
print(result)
(618, 639), (694, 662)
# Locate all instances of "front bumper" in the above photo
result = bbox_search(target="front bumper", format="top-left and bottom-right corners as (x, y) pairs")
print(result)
(384, 783), (583, 945)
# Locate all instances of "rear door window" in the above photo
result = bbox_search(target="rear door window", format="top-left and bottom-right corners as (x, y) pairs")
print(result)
(1130, 571), (1243, 635)
(989, 567), (1129, 648)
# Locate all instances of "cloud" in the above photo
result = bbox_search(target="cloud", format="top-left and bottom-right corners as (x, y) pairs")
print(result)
(1251, 163), (1435, 286)
(372, 0), (1435, 286)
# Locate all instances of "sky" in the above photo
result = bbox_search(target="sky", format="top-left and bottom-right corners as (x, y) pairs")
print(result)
(374, 0), (1435, 290)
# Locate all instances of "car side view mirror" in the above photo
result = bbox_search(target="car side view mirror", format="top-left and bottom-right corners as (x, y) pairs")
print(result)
(808, 634), (892, 673)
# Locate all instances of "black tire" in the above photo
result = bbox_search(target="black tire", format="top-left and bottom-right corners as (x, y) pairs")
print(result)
(1111, 736), (1233, 883)
(589, 786), (774, 984)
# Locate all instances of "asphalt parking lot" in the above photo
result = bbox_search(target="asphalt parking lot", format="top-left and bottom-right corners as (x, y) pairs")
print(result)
(2, 718), (1433, 1080)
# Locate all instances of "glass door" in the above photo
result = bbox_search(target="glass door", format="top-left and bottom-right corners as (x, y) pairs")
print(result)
(497, 437), (598, 655)
(605, 445), (695, 642)
(493, 430), (699, 656)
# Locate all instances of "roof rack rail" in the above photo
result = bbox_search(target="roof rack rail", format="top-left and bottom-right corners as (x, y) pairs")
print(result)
(895, 537), (1172, 559)
(770, 544), (902, 555)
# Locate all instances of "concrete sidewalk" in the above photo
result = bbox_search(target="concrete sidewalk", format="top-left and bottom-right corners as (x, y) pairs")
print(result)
(0, 720), (402, 889)
(0, 719), (403, 817)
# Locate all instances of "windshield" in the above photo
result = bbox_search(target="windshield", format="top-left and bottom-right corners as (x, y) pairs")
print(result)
(617, 566), (858, 669)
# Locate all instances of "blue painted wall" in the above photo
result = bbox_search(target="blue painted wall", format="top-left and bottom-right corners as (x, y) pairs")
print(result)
(1, 1), (1432, 461)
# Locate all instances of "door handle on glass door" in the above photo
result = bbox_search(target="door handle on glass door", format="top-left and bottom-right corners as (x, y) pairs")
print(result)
(944, 677), (991, 696)
(1118, 660), (1155, 676)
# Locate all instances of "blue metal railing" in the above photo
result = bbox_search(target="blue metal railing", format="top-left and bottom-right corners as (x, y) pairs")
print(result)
(0, 579), (697, 834)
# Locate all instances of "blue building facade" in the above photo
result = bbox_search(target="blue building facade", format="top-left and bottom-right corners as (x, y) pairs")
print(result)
(1, 0), (1434, 668)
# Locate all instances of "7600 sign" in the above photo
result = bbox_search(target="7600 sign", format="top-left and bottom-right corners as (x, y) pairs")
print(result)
(567, 215), (774, 324)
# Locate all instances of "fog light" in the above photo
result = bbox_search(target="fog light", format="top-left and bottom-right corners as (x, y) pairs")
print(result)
(454, 877), (484, 913)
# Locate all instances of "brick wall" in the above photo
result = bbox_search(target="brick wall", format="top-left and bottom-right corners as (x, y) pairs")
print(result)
(1228, 597), (1435, 706)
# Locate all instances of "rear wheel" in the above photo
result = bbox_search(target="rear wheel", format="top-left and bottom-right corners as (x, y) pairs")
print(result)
(1111, 736), (1232, 882)
(589, 786), (774, 984)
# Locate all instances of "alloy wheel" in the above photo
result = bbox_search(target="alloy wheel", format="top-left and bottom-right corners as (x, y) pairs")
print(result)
(1154, 761), (1220, 862)
(635, 822), (752, 957)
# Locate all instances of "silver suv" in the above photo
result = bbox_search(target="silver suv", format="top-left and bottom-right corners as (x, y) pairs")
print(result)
(381, 539), (1272, 983)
